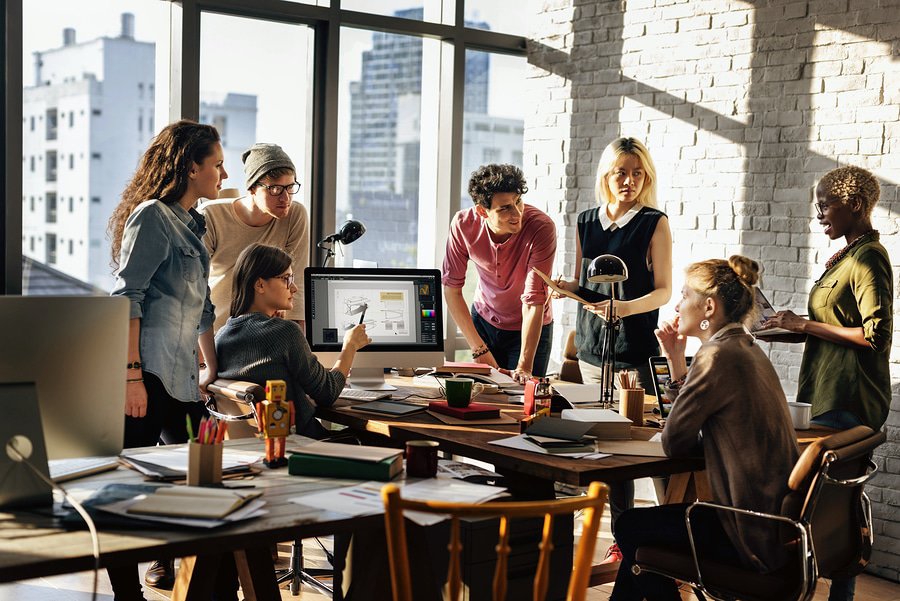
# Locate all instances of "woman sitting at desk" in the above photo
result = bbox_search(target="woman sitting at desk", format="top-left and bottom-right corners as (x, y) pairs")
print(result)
(610, 256), (799, 601)
(215, 243), (371, 438)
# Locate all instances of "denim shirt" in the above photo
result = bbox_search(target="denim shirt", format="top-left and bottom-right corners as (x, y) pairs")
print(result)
(111, 200), (215, 402)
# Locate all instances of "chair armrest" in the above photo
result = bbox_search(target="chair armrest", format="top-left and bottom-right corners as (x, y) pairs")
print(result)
(683, 502), (812, 595)
(206, 379), (263, 422)
(822, 458), (878, 487)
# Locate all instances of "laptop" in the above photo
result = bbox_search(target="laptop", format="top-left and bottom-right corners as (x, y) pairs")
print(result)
(648, 356), (693, 418)
(751, 288), (790, 336)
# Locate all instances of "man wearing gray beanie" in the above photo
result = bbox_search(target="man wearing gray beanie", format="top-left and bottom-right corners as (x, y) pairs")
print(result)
(199, 143), (309, 332)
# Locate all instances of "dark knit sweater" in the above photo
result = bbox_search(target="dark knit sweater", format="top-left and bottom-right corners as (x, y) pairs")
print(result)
(215, 313), (346, 438)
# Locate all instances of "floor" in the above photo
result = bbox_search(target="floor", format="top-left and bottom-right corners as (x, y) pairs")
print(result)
(3, 497), (899, 601)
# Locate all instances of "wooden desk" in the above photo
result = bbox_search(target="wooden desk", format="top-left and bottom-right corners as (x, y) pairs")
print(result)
(0, 437), (378, 600)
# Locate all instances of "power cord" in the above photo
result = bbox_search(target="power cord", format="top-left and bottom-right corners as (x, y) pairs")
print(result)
(6, 437), (100, 601)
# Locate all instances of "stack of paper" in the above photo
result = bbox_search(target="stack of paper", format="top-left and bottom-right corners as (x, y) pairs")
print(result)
(560, 408), (632, 439)
(120, 448), (261, 481)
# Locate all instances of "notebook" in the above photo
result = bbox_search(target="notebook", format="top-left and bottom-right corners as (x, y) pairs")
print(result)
(751, 288), (790, 336)
(648, 356), (693, 418)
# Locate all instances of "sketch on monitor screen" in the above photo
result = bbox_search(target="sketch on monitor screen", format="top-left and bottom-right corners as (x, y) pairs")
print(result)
(334, 288), (410, 336)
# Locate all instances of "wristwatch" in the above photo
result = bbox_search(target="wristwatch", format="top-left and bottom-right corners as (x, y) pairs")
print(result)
(127, 361), (143, 370)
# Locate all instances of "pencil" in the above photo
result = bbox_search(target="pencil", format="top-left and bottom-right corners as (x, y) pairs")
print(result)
(186, 414), (195, 443)
(358, 304), (367, 325)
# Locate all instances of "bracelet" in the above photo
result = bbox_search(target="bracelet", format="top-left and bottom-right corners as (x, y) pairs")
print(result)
(127, 361), (142, 370)
(199, 362), (207, 369)
(126, 378), (144, 383)
(472, 345), (489, 359)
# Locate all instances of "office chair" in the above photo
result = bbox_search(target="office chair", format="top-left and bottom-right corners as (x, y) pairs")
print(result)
(381, 481), (607, 601)
(206, 378), (343, 596)
(631, 425), (885, 601)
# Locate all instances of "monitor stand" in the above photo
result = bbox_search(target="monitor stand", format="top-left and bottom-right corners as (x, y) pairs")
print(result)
(0, 383), (53, 509)
(346, 367), (397, 391)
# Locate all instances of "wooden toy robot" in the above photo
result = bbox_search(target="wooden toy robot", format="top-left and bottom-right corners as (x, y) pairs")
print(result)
(256, 379), (295, 468)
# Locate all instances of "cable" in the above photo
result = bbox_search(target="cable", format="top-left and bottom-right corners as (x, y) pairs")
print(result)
(6, 438), (101, 601)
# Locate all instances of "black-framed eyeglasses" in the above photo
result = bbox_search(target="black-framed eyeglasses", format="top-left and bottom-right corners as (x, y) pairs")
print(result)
(256, 181), (301, 196)
(815, 200), (840, 214)
(272, 274), (295, 287)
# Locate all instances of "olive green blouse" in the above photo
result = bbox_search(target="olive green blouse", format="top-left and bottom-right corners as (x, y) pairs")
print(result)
(797, 239), (893, 429)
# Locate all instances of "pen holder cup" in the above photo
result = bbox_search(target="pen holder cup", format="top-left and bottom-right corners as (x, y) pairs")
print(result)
(188, 442), (223, 486)
(619, 389), (645, 427)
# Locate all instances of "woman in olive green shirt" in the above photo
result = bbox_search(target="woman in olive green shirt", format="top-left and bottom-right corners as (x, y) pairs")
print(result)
(762, 165), (892, 601)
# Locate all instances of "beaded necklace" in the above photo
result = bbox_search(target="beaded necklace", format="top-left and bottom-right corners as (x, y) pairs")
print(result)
(824, 230), (878, 271)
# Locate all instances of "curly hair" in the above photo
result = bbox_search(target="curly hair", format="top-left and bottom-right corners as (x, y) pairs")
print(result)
(108, 120), (220, 267)
(467, 164), (528, 209)
(685, 255), (760, 326)
(817, 165), (880, 216)
(595, 137), (659, 209)
(230, 243), (293, 318)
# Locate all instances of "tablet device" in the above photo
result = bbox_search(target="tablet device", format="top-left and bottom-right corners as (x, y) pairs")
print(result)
(751, 288), (790, 335)
(347, 400), (426, 417)
(648, 356), (692, 418)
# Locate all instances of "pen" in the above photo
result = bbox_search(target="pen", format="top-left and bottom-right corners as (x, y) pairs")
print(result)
(186, 414), (195, 443)
(197, 417), (207, 444)
(358, 304), (367, 325)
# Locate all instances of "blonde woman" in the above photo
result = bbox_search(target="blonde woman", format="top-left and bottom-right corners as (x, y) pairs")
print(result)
(554, 136), (673, 561)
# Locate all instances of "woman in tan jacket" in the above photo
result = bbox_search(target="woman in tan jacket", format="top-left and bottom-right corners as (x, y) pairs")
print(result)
(610, 256), (799, 601)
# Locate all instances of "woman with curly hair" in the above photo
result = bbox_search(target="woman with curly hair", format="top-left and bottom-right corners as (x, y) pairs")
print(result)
(762, 165), (892, 601)
(107, 119), (227, 597)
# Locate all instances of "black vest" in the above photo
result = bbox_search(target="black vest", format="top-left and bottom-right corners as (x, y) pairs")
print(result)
(575, 206), (665, 367)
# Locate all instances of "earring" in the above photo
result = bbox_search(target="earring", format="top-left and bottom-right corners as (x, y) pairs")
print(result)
(700, 319), (710, 331)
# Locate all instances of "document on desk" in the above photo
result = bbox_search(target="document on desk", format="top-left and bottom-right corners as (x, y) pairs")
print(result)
(489, 434), (611, 460)
(289, 477), (508, 526)
(120, 448), (262, 478)
(551, 382), (601, 405)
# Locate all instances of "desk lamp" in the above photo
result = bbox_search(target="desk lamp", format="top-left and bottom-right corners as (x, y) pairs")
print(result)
(587, 254), (629, 408)
(318, 220), (366, 267)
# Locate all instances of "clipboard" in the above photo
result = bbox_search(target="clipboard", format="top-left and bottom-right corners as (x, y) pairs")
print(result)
(531, 267), (592, 305)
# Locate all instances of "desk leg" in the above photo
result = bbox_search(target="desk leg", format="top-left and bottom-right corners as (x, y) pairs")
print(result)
(663, 470), (711, 505)
(171, 555), (217, 601)
(234, 545), (281, 601)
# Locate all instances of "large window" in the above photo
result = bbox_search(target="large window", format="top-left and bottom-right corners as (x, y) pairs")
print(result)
(6, 0), (528, 317)
(20, 1), (168, 293)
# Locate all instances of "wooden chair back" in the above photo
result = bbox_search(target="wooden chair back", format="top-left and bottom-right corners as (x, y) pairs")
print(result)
(381, 481), (606, 601)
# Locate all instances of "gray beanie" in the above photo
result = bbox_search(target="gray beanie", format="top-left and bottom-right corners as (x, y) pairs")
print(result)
(242, 143), (296, 189)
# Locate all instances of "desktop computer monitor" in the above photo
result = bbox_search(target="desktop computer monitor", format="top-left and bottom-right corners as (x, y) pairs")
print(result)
(305, 268), (445, 390)
(0, 296), (128, 507)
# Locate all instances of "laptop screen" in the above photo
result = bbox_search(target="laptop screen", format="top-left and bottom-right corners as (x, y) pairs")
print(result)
(648, 356), (692, 418)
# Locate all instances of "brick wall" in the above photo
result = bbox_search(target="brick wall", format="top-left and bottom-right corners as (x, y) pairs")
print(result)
(525, 0), (900, 580)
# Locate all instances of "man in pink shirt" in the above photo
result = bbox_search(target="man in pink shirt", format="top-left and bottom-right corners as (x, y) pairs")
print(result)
(442, 164), (557, 379)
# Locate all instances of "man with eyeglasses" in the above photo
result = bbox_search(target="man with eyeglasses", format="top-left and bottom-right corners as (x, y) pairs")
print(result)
(199, 143), (309, 333)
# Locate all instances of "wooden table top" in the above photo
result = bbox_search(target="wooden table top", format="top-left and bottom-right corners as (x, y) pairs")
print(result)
(0, 437), (377, 583)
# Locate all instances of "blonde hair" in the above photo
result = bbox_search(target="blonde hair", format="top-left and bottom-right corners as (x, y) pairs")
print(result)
(685, 255), (760, 326)
(594, 137), (658, 209)
(818, 165), (880, 217)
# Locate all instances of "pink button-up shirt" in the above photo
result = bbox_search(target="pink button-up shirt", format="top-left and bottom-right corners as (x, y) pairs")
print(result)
(442, 204), (556, 331)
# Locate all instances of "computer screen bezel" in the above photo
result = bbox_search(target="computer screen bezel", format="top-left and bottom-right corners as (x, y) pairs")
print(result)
(304, 267), (444, 355)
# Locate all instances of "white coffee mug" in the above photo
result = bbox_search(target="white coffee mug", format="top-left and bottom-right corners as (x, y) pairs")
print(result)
(787, 401), (812, 430)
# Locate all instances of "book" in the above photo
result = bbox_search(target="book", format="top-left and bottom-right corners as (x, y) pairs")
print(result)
(525, 417), (597, 442)
(288, 451), (402, 481)
(531, 267), (591, 305)
(126, 486), (263, 519)
(560, 408), (632, 440)
(523, 435), (596, 454)
(435, 361), (492, 375)
(427, 401), (500, 420)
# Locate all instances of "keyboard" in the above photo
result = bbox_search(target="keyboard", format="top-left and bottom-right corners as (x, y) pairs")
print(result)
(48, 456), (120, 483)
(338, 388), (392, 401)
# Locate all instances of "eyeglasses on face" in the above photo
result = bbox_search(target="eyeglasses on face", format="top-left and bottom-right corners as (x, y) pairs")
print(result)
(256, 181), (301, 196)
(272, 273), (295, 287)
(815, 200), (841, 214)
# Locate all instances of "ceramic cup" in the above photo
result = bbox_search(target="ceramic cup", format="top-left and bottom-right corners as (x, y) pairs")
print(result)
(444, 377), (485, 408)
(787, 401), (812, 430)
(406, 440), (439, 478)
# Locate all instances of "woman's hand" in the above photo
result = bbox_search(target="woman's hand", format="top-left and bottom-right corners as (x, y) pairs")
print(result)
(762, 310), (808, 333)
(654, 316), (686, 360)
(343, 324), (372, 352)
(125, 380), (148, 418)
(199, 365), (216, 394)
(584, 300), (632, 321)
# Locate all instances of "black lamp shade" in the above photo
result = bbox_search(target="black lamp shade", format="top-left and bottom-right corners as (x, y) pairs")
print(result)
(336, 220), (366, 245)
(587, 254), (628, 283)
